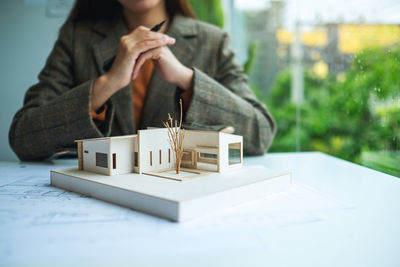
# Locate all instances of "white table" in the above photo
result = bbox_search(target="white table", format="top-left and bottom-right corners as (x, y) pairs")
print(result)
(1, 152), (399, 266)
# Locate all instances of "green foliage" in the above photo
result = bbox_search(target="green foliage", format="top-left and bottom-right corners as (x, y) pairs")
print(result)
(243, 42), (257, 75)
(265, 47), (400, 177)
(189, 0), (224, 28)
(361, 151), (400, 177)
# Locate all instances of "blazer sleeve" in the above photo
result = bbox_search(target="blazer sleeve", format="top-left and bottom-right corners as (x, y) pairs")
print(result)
(184, 33), (277, 155)
(9, 22), (114, 161)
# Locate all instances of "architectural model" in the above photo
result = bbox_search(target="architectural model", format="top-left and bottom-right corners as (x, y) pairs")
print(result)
(51, 105), (291, 221)
(75, 128), (243, 181)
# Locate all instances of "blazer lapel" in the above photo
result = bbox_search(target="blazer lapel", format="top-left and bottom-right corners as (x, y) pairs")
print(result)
(91, 16), (135, 134)
(140, 15), (198, 128)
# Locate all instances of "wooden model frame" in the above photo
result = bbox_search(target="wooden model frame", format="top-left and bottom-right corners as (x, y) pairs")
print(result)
(76, 129), (243, 180)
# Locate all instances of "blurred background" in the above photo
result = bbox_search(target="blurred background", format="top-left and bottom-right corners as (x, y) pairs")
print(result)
(0, 0), (399, 177)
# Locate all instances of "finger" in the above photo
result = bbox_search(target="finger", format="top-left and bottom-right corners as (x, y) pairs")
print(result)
(132, 48), (160, 80)
(130, 25), (173, 42)
(143, 30), (169, 40)
(220, 126), (235, 134)
(133, 37), (174, 57)
(132, 48), (162, 80)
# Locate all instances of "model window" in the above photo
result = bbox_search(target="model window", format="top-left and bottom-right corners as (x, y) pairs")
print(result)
(134, 152), (138, 167)
(159, 150), (162, 164)
(228, 143), (241, 165)
(113, 153), (116, 169)
(96, 153), (108, 168)
(168, 149), (171, 163)
(199, 153), (217, 159)
(150, 151), (152, 166)
(84, 150), (88, 153)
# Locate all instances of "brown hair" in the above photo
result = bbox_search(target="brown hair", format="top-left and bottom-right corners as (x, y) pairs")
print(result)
(67, 0), (195, 22)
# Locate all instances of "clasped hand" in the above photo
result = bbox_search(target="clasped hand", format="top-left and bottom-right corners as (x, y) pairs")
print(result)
(107, 25), (193, 90)
(91, 25), (194, 112)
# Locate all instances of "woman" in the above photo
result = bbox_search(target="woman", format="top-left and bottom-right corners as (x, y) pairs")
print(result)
(9, 0), (276, 160)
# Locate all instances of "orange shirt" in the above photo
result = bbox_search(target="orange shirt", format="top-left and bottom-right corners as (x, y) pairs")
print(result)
(91, 61), (193, 129)
(132, 60), (155, 129)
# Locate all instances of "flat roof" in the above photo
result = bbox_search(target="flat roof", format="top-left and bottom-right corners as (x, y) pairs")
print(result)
(75, 134), (137, 142)
(75, 129), (241, 143)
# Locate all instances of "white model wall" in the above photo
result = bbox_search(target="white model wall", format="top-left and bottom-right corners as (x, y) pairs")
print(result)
(110, 137), (136, 176)
(218, 133), (243, 173)
(82, 140), (110, 175)
(183, 131), (219, 148)
(138, 129), (175, 173)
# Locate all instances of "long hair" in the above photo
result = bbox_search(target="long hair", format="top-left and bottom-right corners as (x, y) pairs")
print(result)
(67, 0), (195, 22)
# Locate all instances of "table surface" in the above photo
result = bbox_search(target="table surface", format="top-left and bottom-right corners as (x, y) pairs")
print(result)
(1, 152), (399, 266)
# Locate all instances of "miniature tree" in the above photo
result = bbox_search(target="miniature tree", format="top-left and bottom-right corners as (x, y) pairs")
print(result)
(163, 99), (186, 174)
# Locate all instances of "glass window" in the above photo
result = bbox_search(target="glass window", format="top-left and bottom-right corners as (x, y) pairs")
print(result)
(228, 143), (241, 165)
(218, 0), (400, 177)
(199, 153), (218, 159)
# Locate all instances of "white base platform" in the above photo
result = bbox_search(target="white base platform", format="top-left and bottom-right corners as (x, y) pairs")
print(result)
(50, 166), (291, 222)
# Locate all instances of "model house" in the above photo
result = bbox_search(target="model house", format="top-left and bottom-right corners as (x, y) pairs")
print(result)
(53, 128), (290, 221)
(75, 128), (243, 178)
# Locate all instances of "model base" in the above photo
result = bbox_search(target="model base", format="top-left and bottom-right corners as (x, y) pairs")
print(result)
(50, 166), (291, 222)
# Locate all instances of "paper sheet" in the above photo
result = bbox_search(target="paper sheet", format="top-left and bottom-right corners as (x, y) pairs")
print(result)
(0, 162), (352, 265)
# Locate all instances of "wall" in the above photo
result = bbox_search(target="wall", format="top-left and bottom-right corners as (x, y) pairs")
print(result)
(82, 140), (110, 175)
(183, 130), (219, 149)
(138, 129), (175, 173)
(218, 132), (243, 173)
(110, 137), (136, 176)
(0, 0), (71, 160)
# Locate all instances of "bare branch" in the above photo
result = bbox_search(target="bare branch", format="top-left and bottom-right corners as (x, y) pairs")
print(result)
(163, 99), (186, 174)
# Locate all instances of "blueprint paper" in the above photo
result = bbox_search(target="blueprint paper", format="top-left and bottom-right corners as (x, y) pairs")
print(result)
(0, 161), (352, 265)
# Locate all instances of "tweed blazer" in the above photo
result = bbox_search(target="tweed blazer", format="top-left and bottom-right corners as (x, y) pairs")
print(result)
(9, 14), (276, 160)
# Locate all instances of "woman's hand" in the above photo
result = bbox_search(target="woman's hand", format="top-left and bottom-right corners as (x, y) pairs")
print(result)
(107, 26), (175, 89)
(91, 26), (175, 111)
(132, 46), (194, 90)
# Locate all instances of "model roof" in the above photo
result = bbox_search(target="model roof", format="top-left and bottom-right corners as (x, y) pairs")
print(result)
(75, 134), (137, 142)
